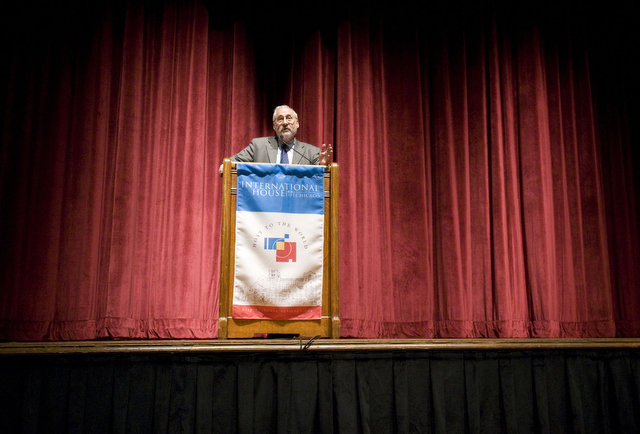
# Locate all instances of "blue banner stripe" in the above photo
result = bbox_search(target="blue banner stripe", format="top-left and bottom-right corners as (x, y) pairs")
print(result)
(236, 163), (324, 214)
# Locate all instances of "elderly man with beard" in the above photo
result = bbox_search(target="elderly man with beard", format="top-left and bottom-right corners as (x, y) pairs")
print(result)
(219, 105), (333, 175)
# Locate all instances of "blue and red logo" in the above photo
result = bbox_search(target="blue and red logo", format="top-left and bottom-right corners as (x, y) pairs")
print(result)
(264, 234), (297, 262)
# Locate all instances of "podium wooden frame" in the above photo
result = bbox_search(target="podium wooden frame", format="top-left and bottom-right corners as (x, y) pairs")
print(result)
(217, 159), (340, 339)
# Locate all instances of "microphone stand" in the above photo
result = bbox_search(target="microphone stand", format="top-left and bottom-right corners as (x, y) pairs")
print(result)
(280, 134), (314, 164)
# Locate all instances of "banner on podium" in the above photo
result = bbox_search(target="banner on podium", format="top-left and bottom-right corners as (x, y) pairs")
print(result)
(232, 163), (324, 320)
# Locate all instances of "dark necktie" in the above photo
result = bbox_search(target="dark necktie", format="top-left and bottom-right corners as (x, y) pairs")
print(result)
(280, 143), (290, 164)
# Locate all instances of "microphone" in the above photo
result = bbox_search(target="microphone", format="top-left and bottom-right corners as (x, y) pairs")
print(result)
(280, 134), (314, 164)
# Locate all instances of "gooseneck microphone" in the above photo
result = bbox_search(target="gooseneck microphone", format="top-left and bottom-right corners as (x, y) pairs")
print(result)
(280, 134), (314, 164)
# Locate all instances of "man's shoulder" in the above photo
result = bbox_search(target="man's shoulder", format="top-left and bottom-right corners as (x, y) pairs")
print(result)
(251, 136), (276, 145)
(295, 139), (318, 150)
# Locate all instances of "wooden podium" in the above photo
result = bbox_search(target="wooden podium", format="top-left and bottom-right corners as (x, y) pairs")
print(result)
(217, 159), (339, 339)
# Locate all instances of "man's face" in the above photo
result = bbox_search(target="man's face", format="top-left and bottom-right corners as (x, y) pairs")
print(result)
(273, 107), (299, 143)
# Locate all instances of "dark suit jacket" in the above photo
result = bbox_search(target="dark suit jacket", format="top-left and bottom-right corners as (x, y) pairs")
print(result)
(230, 137), (321, 165)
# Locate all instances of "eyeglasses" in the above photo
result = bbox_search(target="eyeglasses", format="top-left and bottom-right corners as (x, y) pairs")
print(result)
(275, 115), (297, 125)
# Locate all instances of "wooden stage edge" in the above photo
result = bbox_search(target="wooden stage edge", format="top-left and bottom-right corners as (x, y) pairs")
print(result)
(2, 338), (640, 356)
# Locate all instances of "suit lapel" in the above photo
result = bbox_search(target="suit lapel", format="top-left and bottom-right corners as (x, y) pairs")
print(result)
(292, 139), (305, 164)
(267, 137), (278, 163)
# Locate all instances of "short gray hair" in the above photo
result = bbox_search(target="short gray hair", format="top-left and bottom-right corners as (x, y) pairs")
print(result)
(272, 105), (298, 122)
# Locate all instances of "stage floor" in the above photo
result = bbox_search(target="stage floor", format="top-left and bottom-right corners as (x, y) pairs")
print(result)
(2, 338), (640, 355)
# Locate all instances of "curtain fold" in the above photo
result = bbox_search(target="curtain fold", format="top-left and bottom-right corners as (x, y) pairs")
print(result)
(0, 0), (638, 340)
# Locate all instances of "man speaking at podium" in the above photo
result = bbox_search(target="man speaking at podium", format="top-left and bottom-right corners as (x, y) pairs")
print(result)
(219, 105), (333, 175)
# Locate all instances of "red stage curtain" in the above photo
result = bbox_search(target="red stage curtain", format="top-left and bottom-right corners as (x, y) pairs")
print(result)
(1, 1), (638, 339)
